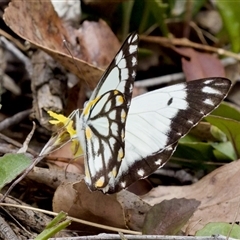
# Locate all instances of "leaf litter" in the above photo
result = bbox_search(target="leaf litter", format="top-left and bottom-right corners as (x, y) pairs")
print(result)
(0, 0), (239, 238)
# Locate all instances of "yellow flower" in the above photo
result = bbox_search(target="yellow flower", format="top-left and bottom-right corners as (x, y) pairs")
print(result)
(48, 111), (76, 137)
(40, 111), (83, 157)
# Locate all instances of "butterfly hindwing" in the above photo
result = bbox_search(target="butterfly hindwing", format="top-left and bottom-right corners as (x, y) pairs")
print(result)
(106, 78), (231, 193)
(78, 33), (139, 191)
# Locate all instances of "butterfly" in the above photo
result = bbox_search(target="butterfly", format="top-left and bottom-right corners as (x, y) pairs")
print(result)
(74, 33), (231, 194)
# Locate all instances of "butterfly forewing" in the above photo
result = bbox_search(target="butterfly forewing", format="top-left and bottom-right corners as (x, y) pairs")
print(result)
(78, 33), (139, 191)
(89, 33), (138, 105)
(106, 78), (231, 193)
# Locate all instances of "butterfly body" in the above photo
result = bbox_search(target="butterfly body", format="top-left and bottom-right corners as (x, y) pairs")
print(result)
(76, 33), (231, 193)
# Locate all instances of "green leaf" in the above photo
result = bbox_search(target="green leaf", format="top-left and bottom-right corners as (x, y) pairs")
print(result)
(211, 141), (236, 161)
(205, 116), (240, 159)
(174, 142), (218, 171)
(138, 0), (152, 34)
(196, 222), (240, 238)
(211, 102), (240, 121)
(34, 212), (71, 240)
(179, 133), (202, 143)
(121, 0), (135, 39)
(176, 142), (215, 161)
(147, 0), (169, 36)
(216, 1), (240, 52)
(0, 153), (31, 190)
(210, 125), (227, 142)
(138, 47), (154, 59)
(174, 141), (233, 169)
(186, 121), (227, 142)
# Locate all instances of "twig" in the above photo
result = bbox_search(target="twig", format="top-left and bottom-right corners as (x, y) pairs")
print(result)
(140, 35), (240, 61)
(1, 206), (32, 237)
(0, 203), (141, 235)
(46, 233), (238, 240)
(18, 122), (36, 153)
(0, 132), (38, 156)
(183, 0), (193, 38)
(135, 72), (184, 88)
(0, 29), (27, 52)
(0, 214), (19, 240)
(0, 109), (32, 131)
(134, 56), (238, 89)
(189, 22), (208, 45)
(0, 35), (32, 75)
(2, 74), (21, 95)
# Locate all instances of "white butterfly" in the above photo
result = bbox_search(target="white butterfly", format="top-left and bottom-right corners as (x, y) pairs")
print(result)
(73, 33), (231, 193)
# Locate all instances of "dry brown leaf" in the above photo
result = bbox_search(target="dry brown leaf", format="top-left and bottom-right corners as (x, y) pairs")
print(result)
(177, 48), (225, 80)
(3, 0), (100, 89)
(3, 0), (119, 89)
(53, 180), (127, 229)
(142, 160), (240, 235)
(77, 20), (120, 69)
(117, 189), (151, 231)
(142, 198), (200, 235)
(53, 181), (151, 231)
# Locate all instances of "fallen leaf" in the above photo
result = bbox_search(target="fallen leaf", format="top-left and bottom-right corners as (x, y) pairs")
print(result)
(142, 198), (200, 235)
(3, 0), (104, 89)
(53, 180), (126, 229)
(77, 20), (120, 69)
(117, 189), (151, 231)
(178, 48), (225, 80)
(53, 180), (151, 231)
(142, 159), (240, 235)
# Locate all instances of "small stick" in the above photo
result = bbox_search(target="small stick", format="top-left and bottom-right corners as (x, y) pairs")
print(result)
(0, 109), (32, 131)
(140, 35), (240, 60)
